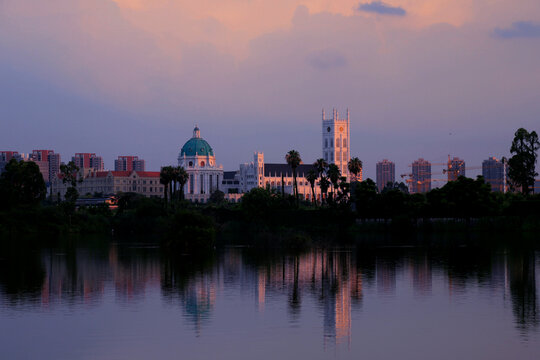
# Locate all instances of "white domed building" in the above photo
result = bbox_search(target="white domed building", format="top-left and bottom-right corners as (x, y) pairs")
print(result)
(178, 126), (224, 202)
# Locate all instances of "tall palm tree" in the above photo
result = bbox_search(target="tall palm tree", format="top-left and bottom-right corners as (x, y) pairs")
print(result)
(327, 163), (341, 200)
(348, 157), (363, 182)
(319, 176), (330, 204)
(314, 158), (328, 178)
(175, 166), (189, 200)
(285, 150), (302, 205)
(314, 158), (328, 201)
(160, 166), (174, 204)
(306, 169), (318, 205)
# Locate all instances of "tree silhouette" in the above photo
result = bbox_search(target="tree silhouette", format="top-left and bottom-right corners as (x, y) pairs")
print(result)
(285, 150), (302, 206)
(508, 128), (539, 194)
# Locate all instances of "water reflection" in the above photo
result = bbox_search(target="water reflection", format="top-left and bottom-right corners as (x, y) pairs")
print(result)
(0, 240), (539, 348)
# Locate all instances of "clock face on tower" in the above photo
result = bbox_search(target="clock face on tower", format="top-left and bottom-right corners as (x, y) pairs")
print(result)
(327, 127), (331, 133)
(339, 126), (344, 132)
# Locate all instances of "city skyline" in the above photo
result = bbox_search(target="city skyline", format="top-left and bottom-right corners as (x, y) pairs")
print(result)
(1, 1), (539, 180)
(0, 123), (521, 184)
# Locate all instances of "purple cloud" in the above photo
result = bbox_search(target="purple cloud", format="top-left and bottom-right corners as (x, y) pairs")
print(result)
(306, 49), (347, 70)
(358, 1), (406, 16)
(493, 21), (540, 39)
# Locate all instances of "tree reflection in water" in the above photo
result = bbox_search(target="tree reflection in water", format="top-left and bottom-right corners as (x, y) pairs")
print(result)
(0, 237), (538, 343)
(509, 250), (538, 334)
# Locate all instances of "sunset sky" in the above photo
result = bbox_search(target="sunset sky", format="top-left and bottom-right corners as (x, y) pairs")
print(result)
(1, 0), (539, 179)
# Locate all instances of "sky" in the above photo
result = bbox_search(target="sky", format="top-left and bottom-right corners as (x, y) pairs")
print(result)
(1, 0), (540, 180)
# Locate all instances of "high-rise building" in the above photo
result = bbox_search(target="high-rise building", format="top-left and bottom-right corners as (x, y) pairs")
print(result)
(447, 156), (465, 181)
(30, 150), (61, 184)
(411, 158), (431, 193)
(115, 156), (145, 172)
(322, 108), (350, 179)
(376, 159), (395, 192)
(482, 157), (506, 192)
(73, 153), (104, 171)
(0, 151), (24, 173)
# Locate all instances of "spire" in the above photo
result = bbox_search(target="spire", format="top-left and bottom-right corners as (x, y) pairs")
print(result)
(322, 108), (325, 120)
(193, 125), (200, 138)
(347, 108), (350, 121)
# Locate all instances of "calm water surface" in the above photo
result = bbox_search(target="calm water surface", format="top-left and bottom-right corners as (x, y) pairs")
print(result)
(1, 238), (539, 359)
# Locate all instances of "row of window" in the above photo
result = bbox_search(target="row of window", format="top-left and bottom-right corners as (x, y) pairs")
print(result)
(113, 179), (158, 185)
(323, 151), (348, 163)
(324, 138), (347, 149)
(265, 180), (314, 187)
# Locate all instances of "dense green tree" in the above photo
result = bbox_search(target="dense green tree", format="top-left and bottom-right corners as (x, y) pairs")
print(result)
(352, 178), (378, 219)
(285, 150), (302, 206)
(508, 128), (539, 194)
(382, 182), (409, 194)
(347, 157), (363, 182)
(426, 176), (494, 219)
(241, 187), (280, 220)
(209, 189), (225, 204)
(306, 169), (318, 205)
(0, 159), (46, 208)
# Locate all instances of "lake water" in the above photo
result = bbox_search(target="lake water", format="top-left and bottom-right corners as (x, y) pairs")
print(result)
(1, 237), (540, 359)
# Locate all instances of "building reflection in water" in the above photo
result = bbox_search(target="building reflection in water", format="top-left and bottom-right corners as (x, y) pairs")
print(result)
(0, 241), (538, 342)
(39, 244), (161, 307)
(411, 254), (432, 297)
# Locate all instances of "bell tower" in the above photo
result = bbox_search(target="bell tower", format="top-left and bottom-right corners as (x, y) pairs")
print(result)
(322, 108), (350, 179)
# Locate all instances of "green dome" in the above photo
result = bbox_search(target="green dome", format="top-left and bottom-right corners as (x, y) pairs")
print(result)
(180, 135), (214, 157)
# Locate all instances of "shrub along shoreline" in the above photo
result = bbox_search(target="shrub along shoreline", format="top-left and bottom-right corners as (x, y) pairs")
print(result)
(1, 180), (539, 253)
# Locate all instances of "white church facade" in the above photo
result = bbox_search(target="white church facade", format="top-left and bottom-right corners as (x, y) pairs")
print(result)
(178, 108), (354, 202)
(178, 126), (224, 202)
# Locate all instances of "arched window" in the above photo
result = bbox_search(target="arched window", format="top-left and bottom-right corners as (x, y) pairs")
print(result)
(330, 139), (333, 148)
(188, 161), (193, 167)
(324, 139), (328, 148)
(200, 161), (205, 167)
(343, 138), (347, 148)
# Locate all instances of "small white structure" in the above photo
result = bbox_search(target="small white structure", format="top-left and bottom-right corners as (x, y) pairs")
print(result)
(178, 126), (224, 202)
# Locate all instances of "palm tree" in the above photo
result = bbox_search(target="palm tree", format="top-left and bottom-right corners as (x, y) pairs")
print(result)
(160, 166), (174, 204)
(319, 176), (330, 204)
(314, 158), (328, 201)
(285, 150), (302, 205)
(348, 157), (363, 182)
(327, 163), (341, 200)
(314, 158), (328, 177)
(175, 166), (189, 200)
(306, 169), (318, 205)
